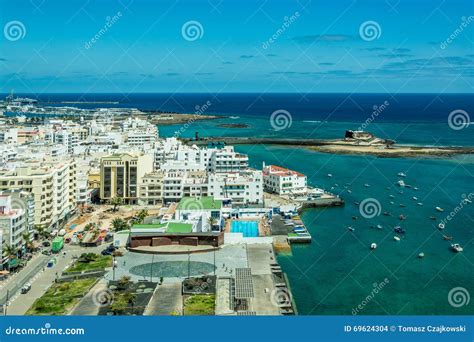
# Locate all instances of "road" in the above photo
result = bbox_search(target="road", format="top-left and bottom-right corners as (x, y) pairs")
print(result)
(0, 244), (104, 315)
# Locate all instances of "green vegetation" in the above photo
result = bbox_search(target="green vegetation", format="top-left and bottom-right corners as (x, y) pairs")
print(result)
(110, 292), (137, 315)
(65, 253), (112, 273)
(111, 218), (129, 232)
(27, 278), (96, 315)
(184, 295), (215, 315)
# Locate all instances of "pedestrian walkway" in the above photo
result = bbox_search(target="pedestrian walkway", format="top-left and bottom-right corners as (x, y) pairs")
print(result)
(144, 283), (182, 315)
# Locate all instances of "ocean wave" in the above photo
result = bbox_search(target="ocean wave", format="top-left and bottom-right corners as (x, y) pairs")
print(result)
(303, 120), (322, 123)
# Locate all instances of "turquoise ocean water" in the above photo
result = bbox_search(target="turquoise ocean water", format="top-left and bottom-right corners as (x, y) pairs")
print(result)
(159, 113), (473, 315)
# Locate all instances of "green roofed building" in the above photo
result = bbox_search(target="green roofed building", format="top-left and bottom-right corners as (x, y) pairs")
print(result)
(176, 196), (223, 233)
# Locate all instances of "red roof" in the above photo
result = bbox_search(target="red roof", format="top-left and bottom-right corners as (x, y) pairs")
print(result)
(264, 165), (305, 177)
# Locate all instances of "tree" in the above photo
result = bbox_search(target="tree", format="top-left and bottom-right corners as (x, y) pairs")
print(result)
(111, 197), (123, 212)
(35, 225), (50, 240)
(111, 218), (128, 232)
(22, 232), (33, 251)
(136, 209), (148, 223)
(3, 245), (18, 271)
(207, 217), (217, 230)
(117, 276), (132, 291)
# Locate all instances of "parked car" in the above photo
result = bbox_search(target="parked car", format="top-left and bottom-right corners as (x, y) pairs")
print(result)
(21, 283), (31, 294)
(101, 249), (112, 256)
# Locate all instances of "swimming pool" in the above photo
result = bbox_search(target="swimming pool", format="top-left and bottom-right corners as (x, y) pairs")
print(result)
(231, 220), (259, 237)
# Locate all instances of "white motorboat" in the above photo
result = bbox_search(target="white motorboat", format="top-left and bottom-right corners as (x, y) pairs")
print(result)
(397, 172), (407, 177)
(370, 243), (377, 250)
(451, 243), (463, 253)
(327, 173), (333, 177)
(394, 236), (400, 241)
(435, 207), (444, 212)
(397, 180), (406, 187)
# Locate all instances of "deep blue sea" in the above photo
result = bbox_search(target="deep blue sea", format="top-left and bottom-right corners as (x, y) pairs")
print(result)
(8, 93), (474, 314)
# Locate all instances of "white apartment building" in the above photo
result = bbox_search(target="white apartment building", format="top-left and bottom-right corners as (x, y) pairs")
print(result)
(0, 195), (26, 252)
(0, 159), (77, 229)
(208, 169), (263, 205)
(263, 165), (307, 196)
(209, 146), (248, 173)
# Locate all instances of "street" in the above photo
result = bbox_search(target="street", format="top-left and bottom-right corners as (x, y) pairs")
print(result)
(0, 244), (105, 315)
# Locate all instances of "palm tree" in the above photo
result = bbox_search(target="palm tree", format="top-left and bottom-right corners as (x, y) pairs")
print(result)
(111, 197), (123, 212)
(207, 217), (217, 230)
(35, 225), (50, 240)
(111, 218), (128, 232)
(3, 245), (18, 271)
(22, 232), (33, 251)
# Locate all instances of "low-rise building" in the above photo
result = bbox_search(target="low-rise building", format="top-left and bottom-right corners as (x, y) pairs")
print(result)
(263, 165), (307, 196)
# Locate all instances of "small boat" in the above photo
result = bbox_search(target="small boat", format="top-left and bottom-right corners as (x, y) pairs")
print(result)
(435, 207), (444, 212)
(399, 214), (406, 220)
(327, 173), (333, 177)
(376, 224), (383, 230)
(364, 183), (370, 188)
(383, 211), (391, 216)
(394, 226), (406, 234)
(451, 243), (463, 252)
(348, 227), (355, 232)
(397, 172), (407, 177)
(354, 201), (360, 205)
(397, 180), (406, 187)
(418, 252), (425, 258)
(347, 189), (352, 193)
(394, 236), (400, 241)
(417, 202), (423, 206)
(399, 190), (404, 194)
(390, 201), (395, 205)
(412, 196), (418, 201)
(429, 216), (437, 220)
(414, 187), (419, 191)
(443, 235), (453, 240)
(400, 204), (406, 208)
(370, 243), (377, 250)
(352, 216), (358, 220)
(438, 223), (445, 230)
(389, 195), (395, 198)
(335, 183), (339, 187)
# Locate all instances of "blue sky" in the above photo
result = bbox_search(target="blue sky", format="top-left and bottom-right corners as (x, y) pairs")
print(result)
(0, 0), (473, 93)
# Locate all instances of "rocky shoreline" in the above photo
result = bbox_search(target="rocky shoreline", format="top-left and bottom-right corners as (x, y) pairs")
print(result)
(182, 137), (474, 158)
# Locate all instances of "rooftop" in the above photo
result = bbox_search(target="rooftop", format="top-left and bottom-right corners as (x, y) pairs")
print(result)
(177, 196), (222, 211)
